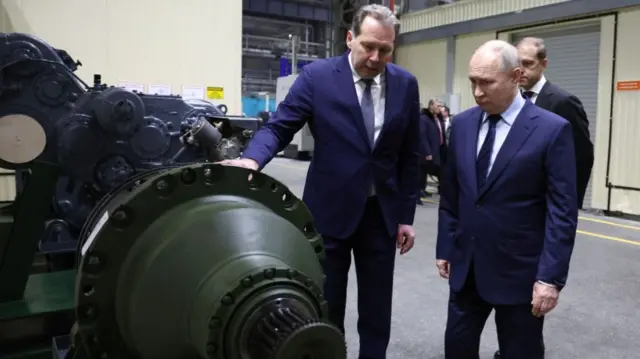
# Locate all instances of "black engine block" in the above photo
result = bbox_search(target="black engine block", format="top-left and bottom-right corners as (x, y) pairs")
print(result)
(0, 33), (261, 261)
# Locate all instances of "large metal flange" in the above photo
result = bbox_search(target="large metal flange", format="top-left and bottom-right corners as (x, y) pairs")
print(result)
(74, 163), (324, 358)
(204, 267), (329, 359)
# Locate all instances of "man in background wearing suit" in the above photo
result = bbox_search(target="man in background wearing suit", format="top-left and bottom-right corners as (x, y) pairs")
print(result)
(421, 98), (447, 196)
(492, 37), (595, 359)
(436, 40), (578, 359)
(220, 5), (420, 359)
(516, 37), (594, 208)
(418, 107), (433, 203)
(418, 99), (444, 200)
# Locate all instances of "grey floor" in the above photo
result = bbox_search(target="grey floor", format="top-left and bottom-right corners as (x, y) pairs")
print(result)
(262, 157), (640, 359)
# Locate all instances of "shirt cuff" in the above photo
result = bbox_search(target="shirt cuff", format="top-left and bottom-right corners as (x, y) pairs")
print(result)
(536, 280), (557, 288)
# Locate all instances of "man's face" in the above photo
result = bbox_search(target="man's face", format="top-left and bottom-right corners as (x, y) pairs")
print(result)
(441, 107), (449, 118)
(517, 43), (547, 90)
(429, 101), (441, 115)
(469, 52), (521, 115)
(346, 16), (395, 78)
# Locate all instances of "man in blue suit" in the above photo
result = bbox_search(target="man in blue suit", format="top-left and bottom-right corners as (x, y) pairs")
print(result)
(221, 4), (420, 359)
(435, 40), (578, 359)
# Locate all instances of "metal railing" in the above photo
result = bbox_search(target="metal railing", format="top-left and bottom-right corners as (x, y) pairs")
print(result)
(242, 34), (327, 60)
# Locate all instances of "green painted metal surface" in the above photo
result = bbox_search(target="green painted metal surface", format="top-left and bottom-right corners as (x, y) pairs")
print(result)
(72, 164), (346, 359)
(0, 270), (75, 320)
(0, 271), (75, 359)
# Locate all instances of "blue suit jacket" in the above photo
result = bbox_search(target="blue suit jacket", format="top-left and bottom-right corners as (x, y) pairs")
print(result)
(436, 101), (578, 305)
(419, 112), (442, 166)
(241, 53), (421, 239)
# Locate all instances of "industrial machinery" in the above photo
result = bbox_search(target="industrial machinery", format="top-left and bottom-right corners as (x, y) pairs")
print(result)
(0, 33), (345, 359)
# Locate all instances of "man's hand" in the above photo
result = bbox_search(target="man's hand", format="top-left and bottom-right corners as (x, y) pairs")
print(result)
(531, 281), (559, 317)
(396, 224), (415, 254)
(425, 155), (432, 161)
(217, 158), (260, 171)
(436, 259), (450, 279)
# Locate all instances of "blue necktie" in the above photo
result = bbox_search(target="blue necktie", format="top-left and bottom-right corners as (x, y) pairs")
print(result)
(476, 114), (501, 190)
(522, 90), (534, 99)
(360, 78), (375, 147)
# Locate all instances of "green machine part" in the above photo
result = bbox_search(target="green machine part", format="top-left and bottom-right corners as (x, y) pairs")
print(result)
(70, 163), (346, 359)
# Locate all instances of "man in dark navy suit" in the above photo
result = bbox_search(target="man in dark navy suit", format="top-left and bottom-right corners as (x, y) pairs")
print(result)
(436, 40), (578, 359)
(221, 4), (420, 359)
(492, 36), (595, 359)
(517, 36), (594, 209)
(418, 99), (445, 200)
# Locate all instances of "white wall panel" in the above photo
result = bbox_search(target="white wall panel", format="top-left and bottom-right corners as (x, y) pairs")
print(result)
(606, 8), (640, 214)
(0, 0), (242, 114)
(0, 0), (242, 201)
(400, 0), (569, 34)
(453, 31), (496, 111)
(395, 40), (447, 105)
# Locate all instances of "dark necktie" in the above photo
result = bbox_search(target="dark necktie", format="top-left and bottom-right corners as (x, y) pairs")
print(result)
(522, 90), (535, 99)
(476, 114), (501, 190)
(360, 78), (375, 147)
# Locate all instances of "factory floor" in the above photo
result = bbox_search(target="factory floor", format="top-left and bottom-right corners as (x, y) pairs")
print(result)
(262, 157), (640, 359)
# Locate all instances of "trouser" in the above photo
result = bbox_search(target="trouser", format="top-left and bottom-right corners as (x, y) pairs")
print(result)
(321, 197), (397, 359)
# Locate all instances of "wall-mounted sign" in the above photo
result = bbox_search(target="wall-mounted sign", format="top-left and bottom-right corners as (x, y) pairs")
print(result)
(616, 80), (640, 91)
(206, 86), (224, 100)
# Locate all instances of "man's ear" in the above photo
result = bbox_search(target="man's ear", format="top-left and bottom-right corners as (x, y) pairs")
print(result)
(346, 30), (354, 49)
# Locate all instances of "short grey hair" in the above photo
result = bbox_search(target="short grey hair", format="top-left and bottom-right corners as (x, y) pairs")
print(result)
(477, 40), (521, 72)
(351, 4), (399, 36)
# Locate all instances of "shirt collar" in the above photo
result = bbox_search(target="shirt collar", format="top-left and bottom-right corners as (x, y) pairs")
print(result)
(482, 91), (526, 126)
(348, 51), (383, 85)
(524, 74), (547, 95)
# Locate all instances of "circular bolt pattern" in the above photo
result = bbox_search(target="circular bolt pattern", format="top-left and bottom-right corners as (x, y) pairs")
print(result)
(74, 164), (325, 358)
(221, 294), (234, 305)
(264, 268), (275, 279)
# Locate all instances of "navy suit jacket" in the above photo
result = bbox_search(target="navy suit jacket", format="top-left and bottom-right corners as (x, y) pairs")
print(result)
(436, 100), (578, 305)
(241, 53), (421, 239)
(419, 112), (442, 166)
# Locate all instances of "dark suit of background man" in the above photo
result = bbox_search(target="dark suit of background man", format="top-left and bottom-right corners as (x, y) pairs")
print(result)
(419, 99), (446, 197)
(517, 37), (594, 208)
(491, 36), (596, 359)
(417, 109), (433, 204)
(436, 40), (578, 359)
(220, 4), (420, 359)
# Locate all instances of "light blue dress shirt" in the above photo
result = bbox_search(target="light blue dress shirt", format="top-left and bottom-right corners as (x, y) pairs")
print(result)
(476, 93), (526, 174)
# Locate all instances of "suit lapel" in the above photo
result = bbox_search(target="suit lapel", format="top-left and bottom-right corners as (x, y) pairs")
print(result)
(334, 52), (371, 150)
(477, 102), (539, 199)
(534, 81), (553, 110)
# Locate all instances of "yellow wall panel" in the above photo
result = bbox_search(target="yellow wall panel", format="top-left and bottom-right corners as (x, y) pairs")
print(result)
(0, 169), (15, 201)
(453, 32), (496, 111)
(606, 8), (640, 214)
(0, 0), (242, 201)
(395, 39), (447, 106)
(591, 16), (615, 211)
(0, 0), (241, 114)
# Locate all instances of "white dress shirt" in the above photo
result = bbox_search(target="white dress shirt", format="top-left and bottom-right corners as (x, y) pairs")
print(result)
(476, 93), (526, 175)
(348, 53), (386, 144)
(523, 74), (547, 104)
(348, 53), (386, 196)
